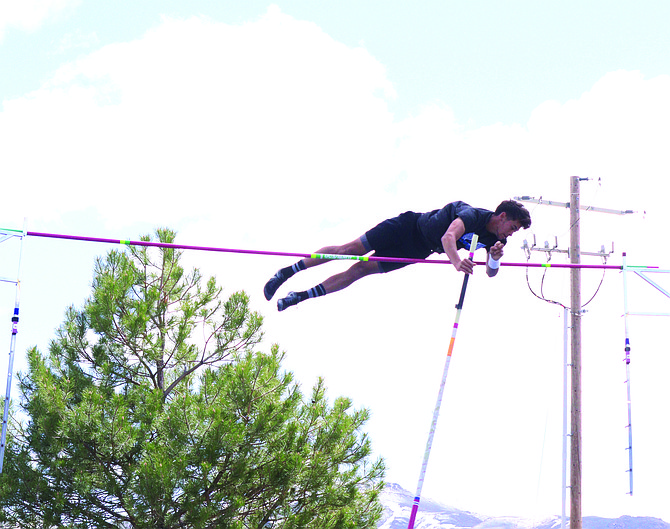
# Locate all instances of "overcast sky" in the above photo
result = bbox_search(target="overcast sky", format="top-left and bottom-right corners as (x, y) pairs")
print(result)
(1, 0), (670, 523)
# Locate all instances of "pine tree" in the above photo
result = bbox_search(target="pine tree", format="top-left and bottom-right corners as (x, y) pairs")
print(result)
(0, 229), (384, 528)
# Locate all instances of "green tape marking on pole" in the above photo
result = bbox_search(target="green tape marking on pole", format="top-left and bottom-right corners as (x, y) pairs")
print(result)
(542, 263), (552, 267)
(120, 240), (131, 245)
(311, 253), (368, 261)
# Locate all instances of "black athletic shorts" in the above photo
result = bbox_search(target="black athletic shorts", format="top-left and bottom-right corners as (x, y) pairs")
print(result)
(362, 211), (433, 273)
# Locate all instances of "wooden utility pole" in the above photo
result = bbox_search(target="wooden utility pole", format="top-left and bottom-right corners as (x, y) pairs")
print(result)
(570, 175), (582, 529)
(517, 180), (633, 529)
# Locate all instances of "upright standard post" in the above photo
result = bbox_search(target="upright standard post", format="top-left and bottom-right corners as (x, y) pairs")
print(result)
(0, 226), (25, 473)
(407, 235), (479, 529)
(622, 253), (633, 495)
(570, 176), (582, 529)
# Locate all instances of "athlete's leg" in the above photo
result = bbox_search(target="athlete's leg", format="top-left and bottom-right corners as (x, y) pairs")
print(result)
(277, 259), (381, 311)
(264, 236), (368, 300)
(320, 259), (380, 293)
(301, 237), (369, 269)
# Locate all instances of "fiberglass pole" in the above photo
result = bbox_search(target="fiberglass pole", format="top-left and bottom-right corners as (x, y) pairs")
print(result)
(407, 235), (479, 529)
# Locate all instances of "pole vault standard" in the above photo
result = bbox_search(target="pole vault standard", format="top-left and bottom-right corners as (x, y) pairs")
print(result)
(20, 231), (654, 270)
(0, 226), (25, 474)
(406, 235), (479, 529)
(622, 253), (633, 496)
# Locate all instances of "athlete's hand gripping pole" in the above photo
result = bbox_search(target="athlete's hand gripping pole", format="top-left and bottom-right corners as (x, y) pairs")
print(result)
(407, 235), (478, 529)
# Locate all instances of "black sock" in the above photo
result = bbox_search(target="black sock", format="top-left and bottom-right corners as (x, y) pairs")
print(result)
(297, 283), (326, 302)
(280, 260), (306, 279)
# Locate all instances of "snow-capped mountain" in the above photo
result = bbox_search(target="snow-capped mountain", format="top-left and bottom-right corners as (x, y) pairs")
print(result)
(378, 483), (670, 529)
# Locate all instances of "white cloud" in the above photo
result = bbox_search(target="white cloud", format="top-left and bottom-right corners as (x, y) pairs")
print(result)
(52, 29), (98, 54)
(4, 10), (666, 251)
(1, 9), (397, 243)
(0, 0), (80, 38)
(527, 70), (670, 182)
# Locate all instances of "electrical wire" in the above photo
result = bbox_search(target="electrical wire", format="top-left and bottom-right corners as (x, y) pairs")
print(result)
(525, 255), (608, 311)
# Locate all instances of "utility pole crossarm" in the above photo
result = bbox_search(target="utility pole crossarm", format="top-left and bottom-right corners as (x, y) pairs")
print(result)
(515, 196), (635, 216)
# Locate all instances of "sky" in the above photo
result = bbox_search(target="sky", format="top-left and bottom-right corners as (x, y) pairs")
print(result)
(1, 0), (670, 523)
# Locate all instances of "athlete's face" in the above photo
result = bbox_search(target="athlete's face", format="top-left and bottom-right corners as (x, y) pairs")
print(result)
(497, 214), (523, 239)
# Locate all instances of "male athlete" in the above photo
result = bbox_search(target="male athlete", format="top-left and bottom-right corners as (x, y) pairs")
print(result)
(264, 200), (531, 311)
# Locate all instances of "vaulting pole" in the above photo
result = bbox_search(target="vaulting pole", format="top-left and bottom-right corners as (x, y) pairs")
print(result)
(407, 235), (479, 529)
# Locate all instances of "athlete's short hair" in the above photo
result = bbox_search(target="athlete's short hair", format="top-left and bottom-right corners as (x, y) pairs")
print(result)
(495, 200), (531, 229)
